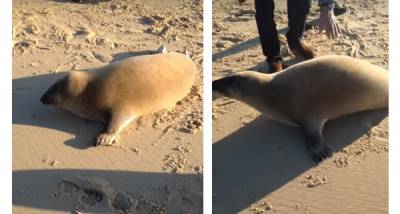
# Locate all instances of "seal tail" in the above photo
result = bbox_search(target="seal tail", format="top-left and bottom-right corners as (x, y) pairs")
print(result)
(157, 44), (167, 54)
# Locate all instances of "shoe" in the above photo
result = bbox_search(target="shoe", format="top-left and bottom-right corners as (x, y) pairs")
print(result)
(286, 36), (315, 60)
(333, 4), (347, 16)
(267, 56), (284, 73)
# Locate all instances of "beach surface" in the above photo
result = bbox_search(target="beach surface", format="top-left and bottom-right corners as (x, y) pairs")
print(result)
(212, 0), (388, 213)
(12, 0), (203, 213)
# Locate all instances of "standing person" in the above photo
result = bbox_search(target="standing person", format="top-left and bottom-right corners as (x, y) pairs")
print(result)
(240, 0), (342, 73)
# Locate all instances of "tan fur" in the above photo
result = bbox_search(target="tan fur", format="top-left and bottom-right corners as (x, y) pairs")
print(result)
(66, 52), (195, 120)
(42, 51), (196, 146)
(213, 55), (388, 161)
(230, 55), (388, 126)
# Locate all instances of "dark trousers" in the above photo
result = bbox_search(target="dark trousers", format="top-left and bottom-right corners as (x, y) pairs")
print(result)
(255, 0), (311, 62)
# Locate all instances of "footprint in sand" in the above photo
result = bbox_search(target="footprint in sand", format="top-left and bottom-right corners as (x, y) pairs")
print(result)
(55, 176), (166, 213)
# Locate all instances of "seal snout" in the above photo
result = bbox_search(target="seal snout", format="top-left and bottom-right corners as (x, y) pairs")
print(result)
(212, 79), (226, 100)
(212, 75), (240, 100)
(212, 77), (231, 93)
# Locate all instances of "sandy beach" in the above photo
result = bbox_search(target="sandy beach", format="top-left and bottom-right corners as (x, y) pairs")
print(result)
(12, 0), (390, 213)
(12, 0), (203, 213)
(212, 0), (388, 213)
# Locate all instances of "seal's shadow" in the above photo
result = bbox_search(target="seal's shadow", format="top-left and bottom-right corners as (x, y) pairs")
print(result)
(212, 109), (387, 214)
(12, 50), (158, 150)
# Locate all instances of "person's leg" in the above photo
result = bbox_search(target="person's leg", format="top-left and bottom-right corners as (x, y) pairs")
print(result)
(287, 0), (311, 42)
(286, 0), (315, 59)
(255, 0), (282, 70)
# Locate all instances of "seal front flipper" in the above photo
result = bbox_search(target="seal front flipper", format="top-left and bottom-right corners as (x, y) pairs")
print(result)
(301, 120), (333, 162)
(94, 111), (136, 147)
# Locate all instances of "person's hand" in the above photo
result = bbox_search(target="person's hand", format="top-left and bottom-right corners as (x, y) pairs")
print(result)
(238, 0), (246, 4)
(318, 6), (342, 39)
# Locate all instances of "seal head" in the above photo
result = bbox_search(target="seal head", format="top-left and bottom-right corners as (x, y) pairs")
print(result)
(40, 71), (90, 107)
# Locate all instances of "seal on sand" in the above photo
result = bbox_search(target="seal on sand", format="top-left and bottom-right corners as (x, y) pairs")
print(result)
(41, 46), (196, 146)
(212, 55), (388, 162)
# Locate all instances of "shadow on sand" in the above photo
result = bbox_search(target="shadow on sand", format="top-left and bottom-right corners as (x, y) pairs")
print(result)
(12, 49), (159, 150)
(212, 109), (387, 213)
(47, 0), (112, 5)
(13, 169), (202, 212)
(110, 49), (161, 63)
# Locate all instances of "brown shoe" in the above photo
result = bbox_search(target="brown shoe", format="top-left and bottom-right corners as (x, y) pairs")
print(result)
(287, 38), (315, 60)
(267, 56), (284, 73)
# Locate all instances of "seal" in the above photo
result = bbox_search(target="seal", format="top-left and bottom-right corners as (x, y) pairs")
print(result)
(213, 55), (388, 162)
(41, 46), (196, 146)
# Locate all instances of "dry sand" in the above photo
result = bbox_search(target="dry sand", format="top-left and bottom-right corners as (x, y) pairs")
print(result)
(13, 0), (203, 213)
(212, 0), (388, 213)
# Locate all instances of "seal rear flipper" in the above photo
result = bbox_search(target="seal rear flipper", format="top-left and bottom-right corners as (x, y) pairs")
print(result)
(301, 120), (333, 162)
